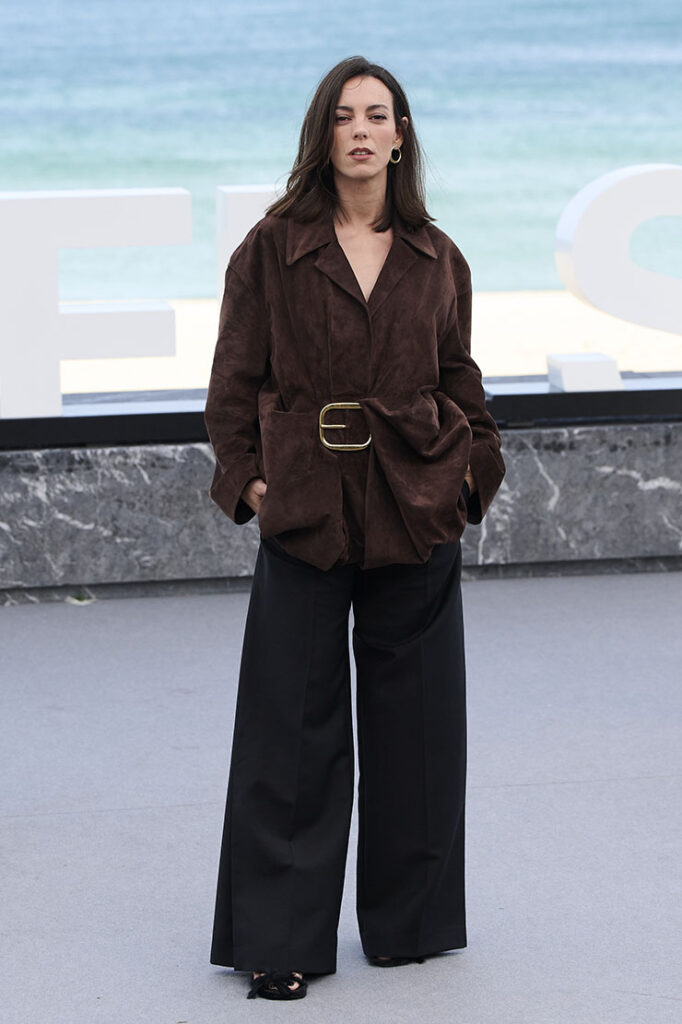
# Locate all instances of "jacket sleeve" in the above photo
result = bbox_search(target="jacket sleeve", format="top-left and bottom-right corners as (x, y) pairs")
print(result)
(204, 263), (270, 525)
(437, 267), (506, 525)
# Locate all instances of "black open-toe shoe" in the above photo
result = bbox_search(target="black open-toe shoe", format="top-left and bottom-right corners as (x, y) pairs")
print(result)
(247, 970), (307, 999)
(368, 955), (426, 967)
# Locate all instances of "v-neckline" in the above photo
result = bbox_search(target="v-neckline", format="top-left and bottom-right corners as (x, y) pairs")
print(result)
(333, 227), (396, 307)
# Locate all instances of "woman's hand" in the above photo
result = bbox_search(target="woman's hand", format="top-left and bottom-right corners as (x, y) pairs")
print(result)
(242, 477), (268, 514)
(464, 464), (476, 494)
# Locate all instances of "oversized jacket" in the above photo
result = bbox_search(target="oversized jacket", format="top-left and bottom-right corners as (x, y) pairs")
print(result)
(204, 208), (506, 571)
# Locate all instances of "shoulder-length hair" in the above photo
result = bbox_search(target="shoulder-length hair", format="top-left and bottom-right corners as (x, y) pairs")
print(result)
(265, 55), (434, 232)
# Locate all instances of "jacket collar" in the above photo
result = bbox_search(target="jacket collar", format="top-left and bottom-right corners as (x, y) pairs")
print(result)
(285, 209), (438, 265)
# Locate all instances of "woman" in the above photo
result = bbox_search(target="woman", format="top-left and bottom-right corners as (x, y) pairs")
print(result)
(204, 55), (505, 1001)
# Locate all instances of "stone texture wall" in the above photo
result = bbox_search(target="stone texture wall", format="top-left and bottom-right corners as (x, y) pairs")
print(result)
(1, 421), (680, 592)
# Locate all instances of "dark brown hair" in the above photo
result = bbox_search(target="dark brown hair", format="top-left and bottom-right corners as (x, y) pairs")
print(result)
(265, 56), (434, 232)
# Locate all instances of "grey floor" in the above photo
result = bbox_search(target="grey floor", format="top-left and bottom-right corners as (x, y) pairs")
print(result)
(2, 570), (681, 1023)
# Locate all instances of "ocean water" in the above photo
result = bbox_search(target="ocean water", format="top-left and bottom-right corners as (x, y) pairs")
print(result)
(1, 0), (680, 300)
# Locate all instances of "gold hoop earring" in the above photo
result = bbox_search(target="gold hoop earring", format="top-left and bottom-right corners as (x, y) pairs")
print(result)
(389, 146), (402, 164)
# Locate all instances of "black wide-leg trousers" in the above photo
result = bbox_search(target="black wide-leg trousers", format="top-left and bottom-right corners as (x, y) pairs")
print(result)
(210, 533), (468, 975)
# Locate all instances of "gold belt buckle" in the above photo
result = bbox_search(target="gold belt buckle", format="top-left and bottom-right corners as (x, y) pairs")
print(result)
(319, 401), (372, 451)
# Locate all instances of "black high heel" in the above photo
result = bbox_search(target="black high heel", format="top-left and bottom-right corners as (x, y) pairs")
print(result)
(368, 955), (426, 967)
(247, 970), (307, 999)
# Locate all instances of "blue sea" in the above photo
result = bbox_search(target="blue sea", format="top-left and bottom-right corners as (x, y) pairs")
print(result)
(1, 0), (680, 299)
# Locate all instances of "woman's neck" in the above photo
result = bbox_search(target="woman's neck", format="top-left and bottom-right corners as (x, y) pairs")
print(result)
(333, 171), (387, 231)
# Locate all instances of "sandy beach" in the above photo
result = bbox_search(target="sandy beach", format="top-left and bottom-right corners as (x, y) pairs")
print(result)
(59, 290), (681, 395)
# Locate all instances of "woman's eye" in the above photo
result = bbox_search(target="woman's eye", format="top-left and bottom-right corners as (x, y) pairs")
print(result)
(335, 114), (387, 123)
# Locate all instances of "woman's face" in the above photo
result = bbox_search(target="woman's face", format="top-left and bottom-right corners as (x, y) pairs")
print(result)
(330, 75), (407, 183)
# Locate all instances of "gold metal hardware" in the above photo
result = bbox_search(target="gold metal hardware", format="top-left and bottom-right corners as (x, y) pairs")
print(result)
(318, 401), (372, 451)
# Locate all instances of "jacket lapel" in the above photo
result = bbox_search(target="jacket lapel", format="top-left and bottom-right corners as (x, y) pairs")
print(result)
(368, 214), (438, 316)
(284, 210), (438, 313)
(285, 216), (365, 305)
(313, 239), (368, 306)
(366, 234), (416, 317)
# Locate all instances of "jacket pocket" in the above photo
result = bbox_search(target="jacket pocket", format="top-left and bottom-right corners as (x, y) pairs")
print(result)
(359, 391), (473, 558)
(256, 408), (329, 537)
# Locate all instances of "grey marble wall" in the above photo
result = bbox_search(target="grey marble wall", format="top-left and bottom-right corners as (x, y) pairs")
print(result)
(469, 422), (681, 565)
(1, 421), (680, 595)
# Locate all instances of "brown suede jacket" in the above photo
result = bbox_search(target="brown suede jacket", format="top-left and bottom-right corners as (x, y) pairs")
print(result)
(204, 209), (505, 570)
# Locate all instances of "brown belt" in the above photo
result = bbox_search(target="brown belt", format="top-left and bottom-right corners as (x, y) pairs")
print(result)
(318, 401), (371, 451)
